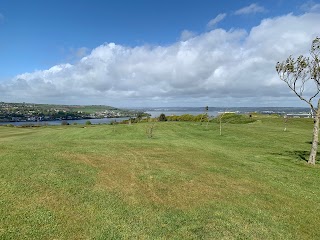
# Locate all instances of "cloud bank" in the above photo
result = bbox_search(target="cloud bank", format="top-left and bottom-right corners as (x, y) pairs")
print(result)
(1, 12), (320, 106)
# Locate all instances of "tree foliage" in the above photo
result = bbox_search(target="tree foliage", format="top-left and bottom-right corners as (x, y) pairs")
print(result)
(166, 114), (208, 122)
(276, 37), (320, 112)
(276, 37), (320, 165)
(158, 113), (167, 122)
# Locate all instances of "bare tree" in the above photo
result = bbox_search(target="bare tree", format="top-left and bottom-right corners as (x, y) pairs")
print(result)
(217, 111), (227, 136)
(146, 118), (156, 138)
(146, 123), (156, 138)
(283, 115), (288, 132)
(200, 106), (210, 128)
(276, 37), (320, 165)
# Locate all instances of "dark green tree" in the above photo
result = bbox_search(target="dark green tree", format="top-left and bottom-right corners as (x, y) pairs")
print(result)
(159, 113), (167, 122)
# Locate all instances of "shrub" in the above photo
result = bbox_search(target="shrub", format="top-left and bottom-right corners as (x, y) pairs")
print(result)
(85, 120), (92, 125)
(166, 114), (209, 122)
(179, 114), (194, 121)
(167, 115), (179, 121)
(19, 124), (41, 128)
(159, 113), (167, 122)
(61, 120), (69, 125)
(216, 113), (256, 124)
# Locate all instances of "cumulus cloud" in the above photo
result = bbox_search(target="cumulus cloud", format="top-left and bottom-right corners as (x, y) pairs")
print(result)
(301, 1), (320, 12)
(234, 3), (266, 15)
(1, 12), (320, 106)
(206, 13), (227, 29)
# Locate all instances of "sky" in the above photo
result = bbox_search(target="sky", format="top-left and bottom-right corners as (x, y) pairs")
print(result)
(0, 0), (319, 107)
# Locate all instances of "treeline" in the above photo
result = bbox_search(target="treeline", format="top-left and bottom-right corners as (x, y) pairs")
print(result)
(166, 113), (256, 124)
(123, 113), (257, 124)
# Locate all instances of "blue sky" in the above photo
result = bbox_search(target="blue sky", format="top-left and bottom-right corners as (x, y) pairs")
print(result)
(0, 0), (319, 107)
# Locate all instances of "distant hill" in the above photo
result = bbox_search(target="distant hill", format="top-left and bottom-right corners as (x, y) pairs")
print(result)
(0, 102), (146, 122)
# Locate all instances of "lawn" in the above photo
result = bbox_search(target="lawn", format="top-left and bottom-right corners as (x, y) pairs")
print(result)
(0, 118), (319, 239)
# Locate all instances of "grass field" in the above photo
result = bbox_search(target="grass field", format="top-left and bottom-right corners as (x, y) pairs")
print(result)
(0, 118), (320, 239)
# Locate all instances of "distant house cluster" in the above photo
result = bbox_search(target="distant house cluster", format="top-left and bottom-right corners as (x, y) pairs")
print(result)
(285, 113), (313, 118)
(285, 110), (314, 118)
(0, 102), (146, 123)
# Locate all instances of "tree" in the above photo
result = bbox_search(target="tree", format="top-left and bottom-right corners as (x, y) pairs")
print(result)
(199, 106), (210, 128)
(146, 122), (156, 138)
(217, 112), (227, 136)
(276, 37), (320, 165)
(136, 112), (144, 122)
(159, 113), (167, 121)
(146, 117), (157, 138)
(283, 115), (288, 132)
(61, 120), (69, 126)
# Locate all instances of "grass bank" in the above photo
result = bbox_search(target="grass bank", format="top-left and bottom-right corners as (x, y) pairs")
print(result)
(0, 118), (319, 239)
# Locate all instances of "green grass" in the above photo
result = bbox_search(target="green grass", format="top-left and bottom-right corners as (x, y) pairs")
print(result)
(0, 118), (320, 239)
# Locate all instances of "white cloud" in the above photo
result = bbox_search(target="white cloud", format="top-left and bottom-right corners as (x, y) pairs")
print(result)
(234, 3), (266, 15)
(180, 30), (196, 41)
(75, 47), (89, 58)
(301, 1), (320, 13)
(1, 12), (320, 107)
(206, 13), (227, 29)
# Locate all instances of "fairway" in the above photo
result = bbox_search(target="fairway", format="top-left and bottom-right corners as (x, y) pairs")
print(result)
(1, 119), (320, 239)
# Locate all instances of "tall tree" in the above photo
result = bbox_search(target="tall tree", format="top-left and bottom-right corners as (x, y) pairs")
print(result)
(199, 106), (209, 128)
(276, 37), (320, 165)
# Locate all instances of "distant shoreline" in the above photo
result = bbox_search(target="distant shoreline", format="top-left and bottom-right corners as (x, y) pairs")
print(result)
(145, 107), (311, 118)
(0, 117), (130, 126)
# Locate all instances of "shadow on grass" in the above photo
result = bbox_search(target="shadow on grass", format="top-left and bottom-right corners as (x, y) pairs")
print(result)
(291, 151), (309, 162)
(271, 151), (311, 162)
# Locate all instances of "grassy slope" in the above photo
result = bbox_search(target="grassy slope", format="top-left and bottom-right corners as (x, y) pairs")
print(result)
(0, 118), (320, 239)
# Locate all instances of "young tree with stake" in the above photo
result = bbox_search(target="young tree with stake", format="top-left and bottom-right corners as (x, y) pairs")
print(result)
(276, 37), (320, 165)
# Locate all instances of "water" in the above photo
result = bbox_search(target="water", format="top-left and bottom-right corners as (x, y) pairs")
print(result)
(1, 107), (311, 125)
(144, 107), (311, 118)
(0, 117), (129, 126)
(146, 110), (219, 118)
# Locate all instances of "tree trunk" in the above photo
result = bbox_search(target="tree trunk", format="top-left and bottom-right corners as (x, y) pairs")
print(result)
(308, 100), (320, 165)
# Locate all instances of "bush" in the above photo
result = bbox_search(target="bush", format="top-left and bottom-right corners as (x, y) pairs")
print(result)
(166, 114), (207, 122)
(181, 114), (193, 121)
(159, 113), (167, 122)
(19, 124), (41, 128)
(85, 120), (92, 125)
(167, 115), (180, 121)
(61, 120), (69, 125)
(194, 114), (208, 122)
(216, 113), (256, 124)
